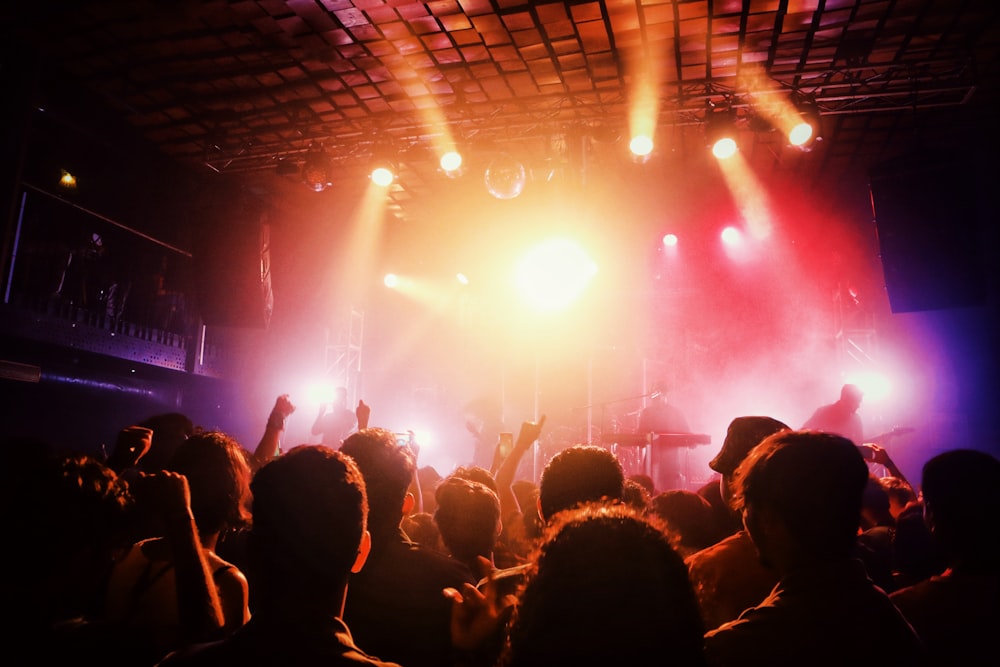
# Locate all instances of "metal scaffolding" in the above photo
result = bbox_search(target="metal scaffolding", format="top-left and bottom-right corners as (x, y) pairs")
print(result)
(324, 307), (364, 403)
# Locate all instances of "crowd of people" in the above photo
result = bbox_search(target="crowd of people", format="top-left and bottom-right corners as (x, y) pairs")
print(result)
(9, 390), (998, 666)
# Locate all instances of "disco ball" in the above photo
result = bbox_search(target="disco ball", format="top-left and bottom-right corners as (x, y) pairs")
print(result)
(484, 153), (526, 200)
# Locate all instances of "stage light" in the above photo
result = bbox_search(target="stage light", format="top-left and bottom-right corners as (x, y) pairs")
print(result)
(58, 169), (77, 189)
(384, 273), (399, 288)
(706, 107), (739, 160)
(843, 371), (891, 402)
(302, 143), (333, 192)
(514, 239), (597, 313)
(440, 150), (463, 176)
(788, 94), (821, 150)
(789, 121), (813, 147)
(484, 153), (526, 200)
(629, 134), (654, 162)
(456, 273), (469, 285)
(720, 226), (742, 245)
(662, 233), (678, 247)
(371, 164), (395, 187)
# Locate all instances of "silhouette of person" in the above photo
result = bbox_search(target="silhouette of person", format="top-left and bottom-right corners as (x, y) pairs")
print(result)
(802, 383), (864, 444)
(311, 387), (357, 446)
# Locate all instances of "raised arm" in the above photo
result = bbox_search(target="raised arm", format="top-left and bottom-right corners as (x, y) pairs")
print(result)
(495, 416), (545, 520)
(252, 395), (295, 471)
(131, 470), (225, 643)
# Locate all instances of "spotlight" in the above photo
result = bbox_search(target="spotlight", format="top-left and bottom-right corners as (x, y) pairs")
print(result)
(384, 273), (399, 288)
(705, 107), (739, 160)
(629, 134), (654, 162)
(720, 226), (742, 245)
(302, 143), (333, 192)
(58, 169), (77, 190)
(371, 162), (396, 187)
(662, 233), (678, 247)
(788, 94), (821, 150)
(456, 273), (469, 285)
(440, 150), (463, 177)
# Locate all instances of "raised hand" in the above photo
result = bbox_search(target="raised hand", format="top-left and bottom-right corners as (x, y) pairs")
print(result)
(444, 557), (517, 653)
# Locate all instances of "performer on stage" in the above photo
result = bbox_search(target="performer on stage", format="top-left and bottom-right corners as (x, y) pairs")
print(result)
(638, 380), (692, 493)
(639, 380), (691, 435)
(802, 383), (864, 444)
(311, 386), (357, 446)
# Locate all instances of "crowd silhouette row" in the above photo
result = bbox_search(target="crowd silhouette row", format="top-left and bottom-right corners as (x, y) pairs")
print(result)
(8, 392), (998, 666)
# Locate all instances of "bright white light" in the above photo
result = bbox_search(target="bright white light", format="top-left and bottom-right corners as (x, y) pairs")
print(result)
(371, 166), (395, 187)
(712, 137), (738, 160)
(384, 273), (399, 288)
(720, 226), (742, 245)
(514, 239), (598, 313)
(843, 372), (892, 402)
(411, 430), (433, 449)
(456, 273), (469, 285)
(629, 134), (654, 157)
(789, 121), (814, 147)
(440, 151), (463, 174)
(662, 233), (678, 247)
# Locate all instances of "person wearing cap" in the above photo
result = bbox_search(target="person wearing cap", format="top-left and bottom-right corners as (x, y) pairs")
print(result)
(802, 383), (864, 444)
(686, 416), (790, 631)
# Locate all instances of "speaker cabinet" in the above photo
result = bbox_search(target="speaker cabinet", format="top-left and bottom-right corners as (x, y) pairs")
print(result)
(194, 207), (273, 329)
(869, 151), (986, 313)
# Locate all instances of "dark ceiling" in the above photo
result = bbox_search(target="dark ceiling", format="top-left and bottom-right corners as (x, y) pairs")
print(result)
(10, 0), (1000, 223)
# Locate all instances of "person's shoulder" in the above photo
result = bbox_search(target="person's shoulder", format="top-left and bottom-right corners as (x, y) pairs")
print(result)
(156, 639), (229, 667)
(407, 541), (477, 580)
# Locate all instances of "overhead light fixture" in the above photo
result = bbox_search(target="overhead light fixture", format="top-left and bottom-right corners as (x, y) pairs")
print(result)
(370, 162), (396, 187)
(302, 143), (332, 192)
(788, 93), (822, 150)
(59, 169), (77, 190)
(629, 134), (654, 163)
(705, 106), (739, 160)
(440, 150), (464, 178)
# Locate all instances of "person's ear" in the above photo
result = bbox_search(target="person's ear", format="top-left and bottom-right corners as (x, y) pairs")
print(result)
(352, 530), (371, 573)
(402, 492), (416, 515)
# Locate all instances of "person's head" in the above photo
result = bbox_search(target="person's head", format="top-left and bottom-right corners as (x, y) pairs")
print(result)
(450, 465), (499, 495)
(920, 448), (1000, 570)
(878, 475), (917, 520)
(860, 474), (894, 530)
(839, 383), (864, 412)
(650, 490), (717, 554)
(167, 430), (251, 537)
(136, 412), (196, 472)
(434, 476), (501, 569)
(248, 445), (369, 604)
(32, 454), (133, 620)
(732, 430), (869, 570)
(537, 445), (624, 522)
(503, 503), (705, 667)
(650, 379), (670, 400)
(622, 477), (651, 511)
(340, 427), (416, 535)
(402, 511), (443, 553)
(710, 416), (789, 503)
(628, 473), (656, 497)
(332, 386), (348, 407)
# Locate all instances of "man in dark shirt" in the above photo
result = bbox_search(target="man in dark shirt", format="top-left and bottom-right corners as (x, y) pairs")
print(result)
(341, 428), (476, 667)
(158, 446), (401, 666)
